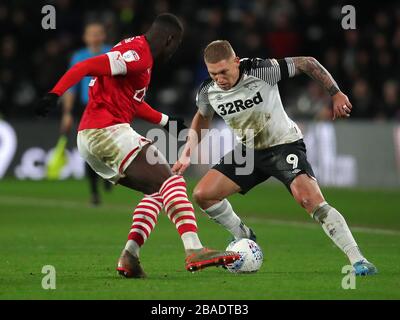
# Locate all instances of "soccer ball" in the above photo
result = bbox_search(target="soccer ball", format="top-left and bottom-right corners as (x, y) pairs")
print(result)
(225, 238), (263, 273)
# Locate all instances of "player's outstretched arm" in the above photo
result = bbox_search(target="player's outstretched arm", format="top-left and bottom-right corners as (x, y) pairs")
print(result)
(292, 56), (352, 120)
(172, 111), (212, 175)
(35, 54), (112, 117)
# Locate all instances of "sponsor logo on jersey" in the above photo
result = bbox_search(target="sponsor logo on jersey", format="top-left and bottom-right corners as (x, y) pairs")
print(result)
(123, 50), (140, 62)
(216, 91), (263, 116)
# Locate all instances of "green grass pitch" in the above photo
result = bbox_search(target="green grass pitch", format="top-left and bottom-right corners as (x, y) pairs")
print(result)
(0, 179), (399, 300)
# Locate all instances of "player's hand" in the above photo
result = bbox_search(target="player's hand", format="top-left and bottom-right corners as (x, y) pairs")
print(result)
(172, 154), (191, 175)
(35, 93), (59, 117)
(332, 91), (352, 120)
(164, 116), (188, 137)
(61, 112), (73, 134)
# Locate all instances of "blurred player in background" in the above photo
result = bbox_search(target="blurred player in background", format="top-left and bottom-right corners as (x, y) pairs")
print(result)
(36, 15), (239, 278)
(47, 21), (113, 206)
(173, 40), (377, 276)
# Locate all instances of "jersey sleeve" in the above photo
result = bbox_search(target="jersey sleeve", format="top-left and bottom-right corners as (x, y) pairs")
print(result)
(195, 79), (214, 117)
(105, 51), (128, 76)
(135, 101), (168, 125)
(50, 54), (112, 96)
(106, 48), (148, 76)
(245, 57), (296, 85)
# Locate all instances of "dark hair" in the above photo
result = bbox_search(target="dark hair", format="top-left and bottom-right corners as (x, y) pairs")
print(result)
(153, 13), (184, 35)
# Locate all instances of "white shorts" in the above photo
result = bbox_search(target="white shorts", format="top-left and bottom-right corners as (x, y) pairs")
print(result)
(77, 123), (151, 183)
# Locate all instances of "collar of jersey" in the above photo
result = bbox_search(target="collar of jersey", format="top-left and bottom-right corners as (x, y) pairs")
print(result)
(215, 72), (245, 92)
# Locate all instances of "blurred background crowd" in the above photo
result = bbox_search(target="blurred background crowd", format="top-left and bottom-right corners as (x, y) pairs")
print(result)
(1, 0), (399, 121)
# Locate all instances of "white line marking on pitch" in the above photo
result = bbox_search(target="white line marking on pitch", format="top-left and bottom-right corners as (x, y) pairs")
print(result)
(247, 217), (400, 236)
(1, 195), (399, 236)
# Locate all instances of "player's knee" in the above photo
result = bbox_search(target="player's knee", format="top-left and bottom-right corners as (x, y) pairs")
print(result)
(294, 192), (325, 213)
(294, 193), (312, 210)
(192, 187), (209, 206)
(140, 179), (166, 195)
(151, 171), (173, 193)
(142, 184), (159, 195)
(299, 197), (311, 209)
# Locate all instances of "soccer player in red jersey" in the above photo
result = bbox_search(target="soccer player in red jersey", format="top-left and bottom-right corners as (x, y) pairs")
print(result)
(35, 14), (239, 278)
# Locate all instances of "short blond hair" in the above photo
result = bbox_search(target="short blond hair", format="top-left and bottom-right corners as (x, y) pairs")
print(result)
(204, 40), (235, 63)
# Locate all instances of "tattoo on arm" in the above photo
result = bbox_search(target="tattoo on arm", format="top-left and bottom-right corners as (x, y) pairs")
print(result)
(293, 57), (340, 96)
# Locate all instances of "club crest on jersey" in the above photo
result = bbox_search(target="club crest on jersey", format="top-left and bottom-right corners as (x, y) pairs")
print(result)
(123, 50), (140, 62)
(217, 91), (263, 116)
(244, 83), (258, 91)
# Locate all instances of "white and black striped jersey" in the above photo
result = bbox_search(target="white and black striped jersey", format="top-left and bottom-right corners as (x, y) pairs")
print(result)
(196, 57), (303, 149)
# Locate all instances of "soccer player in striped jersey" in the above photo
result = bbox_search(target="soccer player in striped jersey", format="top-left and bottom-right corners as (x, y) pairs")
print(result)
(173, 40), (377, 276)
(35, 16), (239, 278)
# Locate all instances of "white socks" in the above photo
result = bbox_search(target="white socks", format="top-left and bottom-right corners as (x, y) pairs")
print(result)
(181, 231), (203, 250)
(125, 239), (141, 257)
(312, 202), (365, 265)
(125, 229), (202, 258)
(204, 199), (250, 239)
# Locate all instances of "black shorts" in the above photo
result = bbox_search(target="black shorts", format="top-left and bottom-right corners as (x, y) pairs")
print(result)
(212, 139), (315, 194)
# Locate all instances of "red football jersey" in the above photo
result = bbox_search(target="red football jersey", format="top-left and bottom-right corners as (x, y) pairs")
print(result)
(78, 35), (154, 130)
